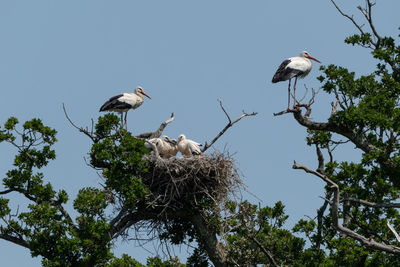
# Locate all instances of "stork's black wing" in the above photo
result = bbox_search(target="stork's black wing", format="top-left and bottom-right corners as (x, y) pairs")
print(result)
(99, 94), (132, 111)
(272, 59), (292, 83)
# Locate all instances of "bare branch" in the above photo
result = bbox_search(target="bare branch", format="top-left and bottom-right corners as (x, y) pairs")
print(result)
(0, 232), (29, 249)
(219, 99), (232, 124)
(0, 189), (13, 195)
(202, 100), (257, 153)
(135, 113), (175, 139)
(292, 161), (335, 185)
(358, 0), (381, 46)
(250, 235), (279, 267)
(387, 221), (400, 243)
(273, 109), (294, 116)
(63, 103), (97, 142)
(329, 0), (365, 35)
(290, 108), (379, 154)
(316, 191), (332, 249)
(296, 84), (309, 104)
(331, 101), (338, 116)
(294, 161), (400, 255)
(342, 197), (400, 209)
(316, 145), (325, 174)
(8, 187), (77, 231)
(274, 86), (319, 118)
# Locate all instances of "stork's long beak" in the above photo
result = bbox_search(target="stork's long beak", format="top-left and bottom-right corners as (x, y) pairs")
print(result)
(307, 55), (321, 63)
(142, 91), (151, 99)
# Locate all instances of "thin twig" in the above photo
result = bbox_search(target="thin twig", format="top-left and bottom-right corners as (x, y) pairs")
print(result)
(294, 161), (400, 255)
(136, 113), (175, 139)
(250, 235), (279, 267)
(202, 100), (257, 152)
(62, 103), (97, 142)
(330, 0), (365, 34)
(342, 198), (400, 208)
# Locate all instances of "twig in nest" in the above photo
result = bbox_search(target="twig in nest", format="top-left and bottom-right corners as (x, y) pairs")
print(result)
(202, 100), (257, 152)
(142, 152), (243, 212)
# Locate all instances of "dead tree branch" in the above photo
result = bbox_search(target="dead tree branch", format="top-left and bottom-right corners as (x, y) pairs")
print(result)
(202, 100), (257, 153)
(64, 102), (175, 142)
(316, 191), (332, 249)
(293, 161), (400, 255)
(250, 235), (279, 267)
(342, 198), (400, 209)
(387, 221), (400, 243)
(135, 113), (175, 139)
(0, 231), (30, 249)
(63, 103), (98, 142)
(273, 86), (319, 118)
(357, 0), (381, 47)
(329, 0), (365, 35)
(330, 0), (381, 49)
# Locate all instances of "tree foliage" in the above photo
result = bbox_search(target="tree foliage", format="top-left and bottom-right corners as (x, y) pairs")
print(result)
(1, 1), (400, 266)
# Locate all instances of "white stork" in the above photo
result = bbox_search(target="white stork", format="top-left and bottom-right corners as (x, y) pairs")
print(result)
(272, 51), (320, 110)
(177, 134), (202, 158)
(145, 136), (178, 159)
(99, 86), (151, 129)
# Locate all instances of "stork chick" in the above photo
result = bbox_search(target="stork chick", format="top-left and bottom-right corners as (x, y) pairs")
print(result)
(177, 134), (202, 158)
(146, 136), (178, 159)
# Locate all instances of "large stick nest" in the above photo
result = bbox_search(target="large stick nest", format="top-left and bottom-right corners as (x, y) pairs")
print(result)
(141, 152), (242, 212)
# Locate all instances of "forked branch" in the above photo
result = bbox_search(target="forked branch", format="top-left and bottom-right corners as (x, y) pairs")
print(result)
(330, 0), (381, 48)
(293, 161), (400, 255)
(135, 113), (175, 139)
(202, 99), (257, 153)
(64, 103), (175, 141)
(250, 235), (278, 267)
(63, 103), (98, 142)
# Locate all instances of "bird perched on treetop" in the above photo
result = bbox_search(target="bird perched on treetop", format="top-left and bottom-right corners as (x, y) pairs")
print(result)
(272, 51), (320, 110)
(99, 86), (151, 129)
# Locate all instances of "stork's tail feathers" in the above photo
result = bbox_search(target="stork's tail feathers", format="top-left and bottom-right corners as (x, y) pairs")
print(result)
(99, 102), (110, 112)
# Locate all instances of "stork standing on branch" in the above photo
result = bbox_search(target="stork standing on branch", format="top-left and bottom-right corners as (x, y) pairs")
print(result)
(99, 86), (151, 129)
(272, 51), (321, 110)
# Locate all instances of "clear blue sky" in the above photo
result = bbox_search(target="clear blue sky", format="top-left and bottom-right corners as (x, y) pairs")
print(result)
(0, 1), (399, 265)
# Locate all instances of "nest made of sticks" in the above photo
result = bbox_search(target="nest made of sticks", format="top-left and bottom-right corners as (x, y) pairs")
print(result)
(141, 152), (242, 212)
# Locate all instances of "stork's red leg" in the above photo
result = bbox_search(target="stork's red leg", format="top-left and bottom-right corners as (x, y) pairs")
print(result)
(293, 77), (298, 109)
(287, 79), (291, 111)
